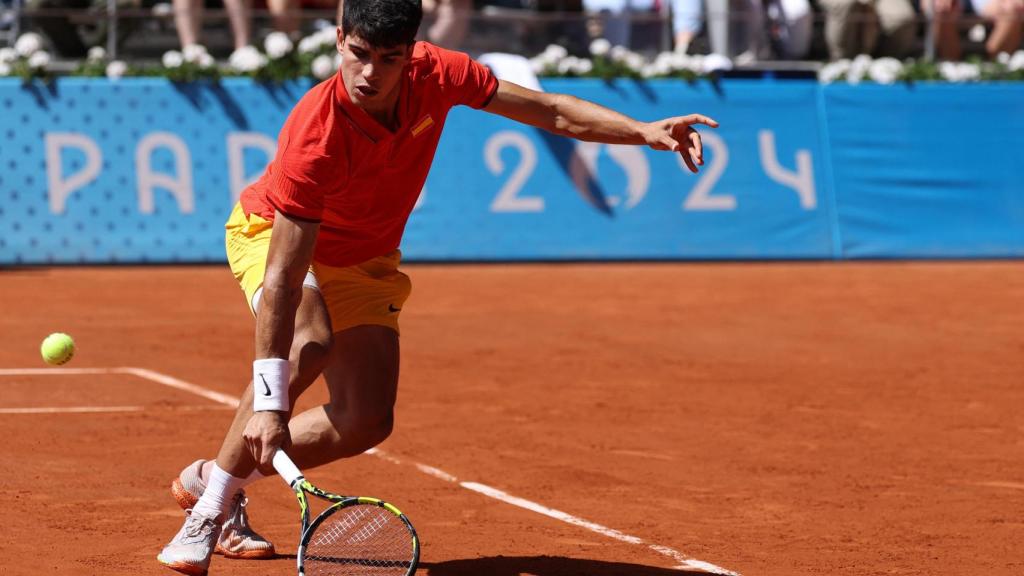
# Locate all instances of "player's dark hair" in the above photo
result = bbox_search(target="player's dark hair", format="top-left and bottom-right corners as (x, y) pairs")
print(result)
(342, 0), (423, 48)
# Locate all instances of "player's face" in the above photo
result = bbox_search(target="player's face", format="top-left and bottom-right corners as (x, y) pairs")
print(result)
(337, 31), (411, 110)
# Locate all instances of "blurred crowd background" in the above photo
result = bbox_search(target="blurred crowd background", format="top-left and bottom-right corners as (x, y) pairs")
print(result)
(0, 0), (1020, 67)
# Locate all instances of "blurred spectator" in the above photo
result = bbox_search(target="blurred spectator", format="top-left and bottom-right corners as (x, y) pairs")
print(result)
(923, 0), (961, 59)
(334, 0), (471, 48)
(22, 0), (138, 57)
(670, 0), (702, 52)
(173, 0), (251, 50)
(270, 0), (334, 37)
(819, 0), (917, 59)
(582, 0), (656, 49)
(925, 0), (1023, 58)
(672, 0), (812, 59)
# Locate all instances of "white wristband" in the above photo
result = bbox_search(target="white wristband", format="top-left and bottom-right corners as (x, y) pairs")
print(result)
(253, 358), (290, 412)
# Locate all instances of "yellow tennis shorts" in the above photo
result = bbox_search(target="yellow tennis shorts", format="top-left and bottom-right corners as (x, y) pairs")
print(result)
(224, 203), (412, 334)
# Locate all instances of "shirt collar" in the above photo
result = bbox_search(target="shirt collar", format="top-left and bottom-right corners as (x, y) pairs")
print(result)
(333, 70), (410, 143)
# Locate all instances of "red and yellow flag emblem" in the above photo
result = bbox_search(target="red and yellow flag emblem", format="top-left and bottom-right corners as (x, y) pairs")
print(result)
(411, 115), (435, 137)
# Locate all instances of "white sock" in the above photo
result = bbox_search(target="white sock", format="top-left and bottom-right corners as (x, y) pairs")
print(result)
(192, 464), (246, 522)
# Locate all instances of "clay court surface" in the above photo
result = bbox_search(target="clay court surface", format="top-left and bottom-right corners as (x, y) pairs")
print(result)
(1, 262), (1022, 575)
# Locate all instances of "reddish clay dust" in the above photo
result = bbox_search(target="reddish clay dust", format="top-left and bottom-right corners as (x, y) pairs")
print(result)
(0, 262), (1022, 576)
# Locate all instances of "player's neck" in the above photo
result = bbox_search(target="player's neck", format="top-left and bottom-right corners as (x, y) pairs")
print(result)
(361, 86), (402, 132)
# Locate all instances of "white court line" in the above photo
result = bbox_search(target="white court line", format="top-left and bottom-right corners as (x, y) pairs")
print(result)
(369, 447), (740, 576)
(0, 405), (234, 415)
(0, 367), (739, 575)
(0, 367), (239, 408)
(0, 406), (146, 414)
(118, 367), (239, 407)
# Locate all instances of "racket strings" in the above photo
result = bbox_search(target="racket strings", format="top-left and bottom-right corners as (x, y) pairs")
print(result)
(304, 504), (413, 575)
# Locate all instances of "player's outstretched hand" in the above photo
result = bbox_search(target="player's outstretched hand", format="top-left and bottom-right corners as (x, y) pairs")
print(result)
(243, 411), (291, 473)
(643, 114), (719, 174)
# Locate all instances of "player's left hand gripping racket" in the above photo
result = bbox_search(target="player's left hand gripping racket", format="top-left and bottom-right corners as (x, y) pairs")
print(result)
(272, 450), (420, 576)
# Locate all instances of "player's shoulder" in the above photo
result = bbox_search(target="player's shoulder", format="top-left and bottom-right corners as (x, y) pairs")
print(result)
(408, 41), (475, 79)
(277, 75), (347, 180)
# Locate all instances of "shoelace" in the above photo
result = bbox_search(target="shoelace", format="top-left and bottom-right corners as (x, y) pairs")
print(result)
(227, 493), (252, 531)
(183, 511), (217, 539)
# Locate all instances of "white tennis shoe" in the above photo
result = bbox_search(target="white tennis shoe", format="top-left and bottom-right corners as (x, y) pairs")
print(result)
(171, 459), (276, 559)
(157, 509), (221, 576)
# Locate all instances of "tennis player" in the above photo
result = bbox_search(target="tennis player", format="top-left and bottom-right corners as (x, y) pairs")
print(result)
(157, 0), (717, 572)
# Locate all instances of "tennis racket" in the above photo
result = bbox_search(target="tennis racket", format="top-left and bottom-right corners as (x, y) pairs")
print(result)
(272, 450), (420, 576)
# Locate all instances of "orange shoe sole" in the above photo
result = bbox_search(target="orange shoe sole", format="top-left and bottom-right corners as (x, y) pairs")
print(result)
(171, 478), (199, 510)
(216, 546), (276, 559)
(157, 556), (208, 576)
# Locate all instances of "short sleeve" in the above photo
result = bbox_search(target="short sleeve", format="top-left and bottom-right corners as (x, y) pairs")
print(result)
(265, 93), (347, 222)
(436, 46), (500, 110)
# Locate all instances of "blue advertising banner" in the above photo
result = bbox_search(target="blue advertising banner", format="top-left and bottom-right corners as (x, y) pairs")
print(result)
(0, 77), (1021, 264)
(823, 84), (1024, 258)
(412, 79), (831, 260)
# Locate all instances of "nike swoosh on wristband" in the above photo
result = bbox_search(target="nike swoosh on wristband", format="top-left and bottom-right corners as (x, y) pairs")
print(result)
(258, 373), (272, 396)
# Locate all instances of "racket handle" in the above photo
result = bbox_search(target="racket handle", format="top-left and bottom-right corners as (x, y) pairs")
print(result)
(272, 450), (305, 487)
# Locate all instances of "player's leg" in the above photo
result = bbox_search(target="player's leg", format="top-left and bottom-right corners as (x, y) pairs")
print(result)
(279, 250), (410, 470)
(210, 284), (333, 480)
(159, 284), (331, 573)
(286, 324), (400, 470)
(158, 205), (331, 574)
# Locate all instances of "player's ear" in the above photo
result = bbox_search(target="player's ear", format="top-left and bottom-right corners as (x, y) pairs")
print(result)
(336, 28), (345, 54)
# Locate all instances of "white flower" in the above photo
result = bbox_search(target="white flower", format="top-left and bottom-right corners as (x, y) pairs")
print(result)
(198, 53), (215, 69)
(557, 55), (579, 75)
(818, 59), (850, 83)
(87, 46), (106, 61)
(230, 45), (267, 72)
(27, 51), (50, 70)
(624, 52), (645, 72)
(0, 47), (16, 64)
(106, 60), (127, 79)
(542, 44), (568, 61)
(1008, 50), (1024, 72)
(609, 45), (628, 63)
(311, 54), (334, 79)
(640, 63), (657, 78)
(868, 57), (902, 84)
(0, 62), (11, 76)
(958, 62), (980, 81)
(182, 43), (207, 63)
(847, 54), (872, 84)
(572, 58), (593, 75)
(162, 50), (184, 68)
(316, 27), (338, 46)
(701, 53), (733, 73)
(939, 61), (979, 82)
(589, 38), (611, 57)
(264, 31), (294, 59)
(529, 57), (546, 75)
(15, 32), (44, 57)
(298, 35), (319, 55)
(996, 51), (1011, 65)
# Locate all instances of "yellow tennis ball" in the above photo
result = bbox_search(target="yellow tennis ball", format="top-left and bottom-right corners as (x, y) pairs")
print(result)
(41, 333), (75, 365)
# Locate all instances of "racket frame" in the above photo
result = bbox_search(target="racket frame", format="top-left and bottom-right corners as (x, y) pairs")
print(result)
(275, 452), (420, 576)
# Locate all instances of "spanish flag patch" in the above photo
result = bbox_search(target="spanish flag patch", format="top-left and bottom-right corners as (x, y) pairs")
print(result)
(411, 115), (435, 137)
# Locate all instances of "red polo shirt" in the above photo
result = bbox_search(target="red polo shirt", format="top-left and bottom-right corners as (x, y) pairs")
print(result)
(239, 41), (499, 267)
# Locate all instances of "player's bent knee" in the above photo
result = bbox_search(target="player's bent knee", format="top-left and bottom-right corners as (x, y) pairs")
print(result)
(324, 404), (395, 455)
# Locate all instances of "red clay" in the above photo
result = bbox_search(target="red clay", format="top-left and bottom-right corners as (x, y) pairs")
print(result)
(0, 262), (1022, 576)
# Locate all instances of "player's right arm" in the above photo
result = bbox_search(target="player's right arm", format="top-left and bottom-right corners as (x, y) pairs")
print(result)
(243, 209), (320, 471)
